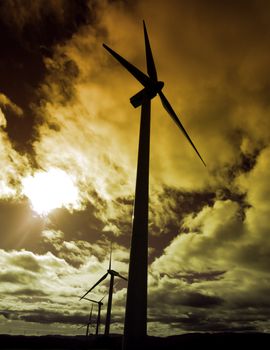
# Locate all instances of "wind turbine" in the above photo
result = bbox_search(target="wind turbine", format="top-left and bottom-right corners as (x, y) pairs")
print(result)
(86, 304), (93, 336)
(103, 21), (205, 350)
(78, 304), (93, 336)
(83, 296), (105, 336)
(80, 246), (127, 336)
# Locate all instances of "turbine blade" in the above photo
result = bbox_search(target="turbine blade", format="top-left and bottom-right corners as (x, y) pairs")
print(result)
(103, 43), (151, 87)
(109, 242), (112, 270)
(143, 20), (157, 81)
(158, 91), (206, 166)
(117, 273), (128, 281)
(89, 304), (93, 322)
(80, 273), (108, 300)
(99, 295), (106, 303)
(84, 297), (99, 304)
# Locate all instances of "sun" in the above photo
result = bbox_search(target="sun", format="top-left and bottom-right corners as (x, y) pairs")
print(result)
(22, 168), (80, 216)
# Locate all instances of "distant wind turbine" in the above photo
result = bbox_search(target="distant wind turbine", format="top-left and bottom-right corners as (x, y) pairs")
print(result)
(80, 246), (127, 336)
(86, 304), (93, 336)
(83, 296), (105, 336)
(103, 21), (205, 350)
(78, 304), (93, 336)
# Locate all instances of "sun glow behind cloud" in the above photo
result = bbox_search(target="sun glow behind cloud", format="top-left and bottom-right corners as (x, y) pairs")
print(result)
(22, 168), (80, 215)
(1, 0), (270, 337)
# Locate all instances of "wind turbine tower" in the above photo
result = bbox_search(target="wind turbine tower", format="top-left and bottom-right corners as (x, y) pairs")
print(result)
(80, 247), (127, 336)
(86, 304), (93, 336)
(103, 21), (205, 350)
(78, 304), (93, 336)
(83, 296), (105, 336)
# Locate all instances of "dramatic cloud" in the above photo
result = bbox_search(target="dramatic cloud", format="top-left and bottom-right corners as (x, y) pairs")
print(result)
(1, 0), (270, 337)
(22, 0), (270, 231)
(0, 95), (29, 198)
(0, 245), (128, 334)
(0, 93), (23, 118)
(148, 146), (270, 334)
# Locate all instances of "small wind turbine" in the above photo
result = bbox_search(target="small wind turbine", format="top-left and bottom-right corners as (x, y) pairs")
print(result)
(83, 296), (105, 336)
(80, 246), (127, 336)
(103, 21), (205, 350)
(78, 304), (93, 336)
(86, 304), (93, 336)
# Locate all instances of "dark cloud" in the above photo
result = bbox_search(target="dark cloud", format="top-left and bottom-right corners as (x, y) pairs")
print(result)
(0, 0), (90, 153)
(0, 199), (44, 251)
(10, 288), (48, 297)
(150, 188), (215, 236)
(148, 189), (216, 262)
(150, 312), (257, 333)
(0, 309), (85, 325)
(0, 271), (36, 285)
(149, 288), (223, 309)
(47, 200), (107, 242)
(170, 270), (226, 284)
(1, 0), (270, 337)
(8, 253), (42, 272)
(178, 292), (224, 308)
(21, 311), (85, 325)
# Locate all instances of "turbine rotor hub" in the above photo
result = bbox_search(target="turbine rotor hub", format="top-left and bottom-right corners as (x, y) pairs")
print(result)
(157, 81), (164, 91)
(146, 80), (164, 95)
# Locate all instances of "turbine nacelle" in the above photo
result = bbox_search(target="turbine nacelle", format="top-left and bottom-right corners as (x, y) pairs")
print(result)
(157, 81), (164, 91)
(108, 269), (118, 276)
(130, 81), (164, 108)
(103, 21), (205, 166)
(108, 269), (128, 280)
(102, 20), (206, 349)
(79, 245), (127, 336)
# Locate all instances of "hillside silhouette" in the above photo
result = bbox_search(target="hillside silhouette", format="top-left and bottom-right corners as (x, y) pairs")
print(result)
(1, 333), (269, 350)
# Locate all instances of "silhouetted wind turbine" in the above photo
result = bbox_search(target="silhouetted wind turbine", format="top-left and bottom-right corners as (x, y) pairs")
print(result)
(86, 304), (93, 336)
(103, 21), (205, 350)
(83, 296), (105, 336)
(78, 304), (93, 336)
(80, 246), (127, 336)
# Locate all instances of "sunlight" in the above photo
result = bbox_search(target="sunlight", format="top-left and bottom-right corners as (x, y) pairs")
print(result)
(22, 168), (80, 216)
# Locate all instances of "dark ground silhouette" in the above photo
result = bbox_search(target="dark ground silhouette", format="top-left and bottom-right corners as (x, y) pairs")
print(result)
(1, 333), (270, 350)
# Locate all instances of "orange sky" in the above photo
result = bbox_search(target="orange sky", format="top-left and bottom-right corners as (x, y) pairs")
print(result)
(1, 0), (270, 336)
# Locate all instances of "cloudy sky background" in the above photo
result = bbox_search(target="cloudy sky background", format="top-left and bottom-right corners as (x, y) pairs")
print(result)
(1, 0), (270, 336)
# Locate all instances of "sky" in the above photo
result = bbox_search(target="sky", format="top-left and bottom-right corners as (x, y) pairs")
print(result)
(1, 0), (270, 337)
